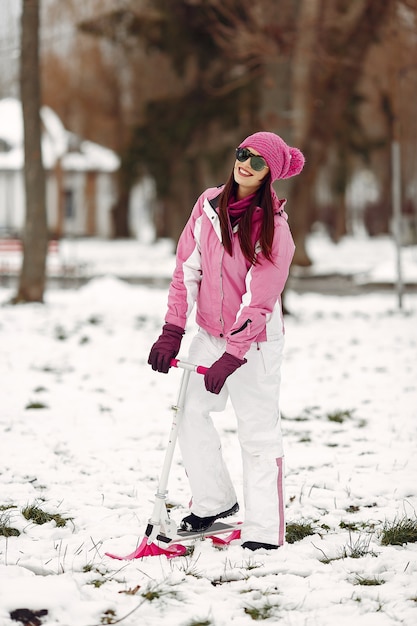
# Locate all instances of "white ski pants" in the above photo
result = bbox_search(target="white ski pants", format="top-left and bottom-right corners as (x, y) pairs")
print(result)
(178, 328), (285, 546)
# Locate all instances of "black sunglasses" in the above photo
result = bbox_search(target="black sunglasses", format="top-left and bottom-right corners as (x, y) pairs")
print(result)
(235, 147), (267, 172)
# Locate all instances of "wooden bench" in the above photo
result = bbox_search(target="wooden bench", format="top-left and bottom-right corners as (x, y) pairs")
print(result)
(0, 239), (59, 253)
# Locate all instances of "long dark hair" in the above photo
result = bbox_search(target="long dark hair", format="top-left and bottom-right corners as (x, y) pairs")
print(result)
(218, 170), (275, 265)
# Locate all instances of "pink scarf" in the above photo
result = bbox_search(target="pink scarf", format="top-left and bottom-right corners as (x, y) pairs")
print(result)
(228, 193), (256, 226)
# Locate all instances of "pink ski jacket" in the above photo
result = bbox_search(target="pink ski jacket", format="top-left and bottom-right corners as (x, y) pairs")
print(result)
(165, 185), (295, 360)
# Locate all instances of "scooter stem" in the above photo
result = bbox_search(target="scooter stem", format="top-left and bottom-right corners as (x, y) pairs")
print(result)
(146, 360), (206, 542)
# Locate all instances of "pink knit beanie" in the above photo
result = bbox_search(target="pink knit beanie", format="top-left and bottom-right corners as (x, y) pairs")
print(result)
(239, 131), (305, 182)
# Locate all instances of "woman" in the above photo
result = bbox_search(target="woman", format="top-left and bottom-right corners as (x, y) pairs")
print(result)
(148, 131), (305, 551)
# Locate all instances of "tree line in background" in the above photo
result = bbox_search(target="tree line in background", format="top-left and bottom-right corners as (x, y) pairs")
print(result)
(40, 0), (417, 265)
(9, 0), (417, 301)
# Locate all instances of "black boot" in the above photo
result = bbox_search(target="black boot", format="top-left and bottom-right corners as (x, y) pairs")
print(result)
(242, 541), (278, 551)
(180, 502), (239, 532)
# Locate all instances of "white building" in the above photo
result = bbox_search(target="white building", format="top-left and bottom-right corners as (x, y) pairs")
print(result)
(0, 98), (120, 238)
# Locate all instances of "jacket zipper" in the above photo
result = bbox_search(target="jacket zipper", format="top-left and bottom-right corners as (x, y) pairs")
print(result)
(219, 247), (225, 335)
(230, 318), (252, 336)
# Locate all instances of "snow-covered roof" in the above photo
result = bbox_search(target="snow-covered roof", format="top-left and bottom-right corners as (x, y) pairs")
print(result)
(62, 134), (120, 173)
(41, 105), (68, 164)
(0, 97), (119, 172)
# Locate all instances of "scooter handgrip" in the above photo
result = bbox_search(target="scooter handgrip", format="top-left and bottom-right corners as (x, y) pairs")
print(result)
(170, 358), (208, 375)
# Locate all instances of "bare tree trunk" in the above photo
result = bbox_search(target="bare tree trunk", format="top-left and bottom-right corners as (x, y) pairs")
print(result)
(111, 188), (130, 238)
(14, 0), (48, 303)
(290, 0), (394, 266)
(286, 0), (321, 265)
(292, 0), (320, 148)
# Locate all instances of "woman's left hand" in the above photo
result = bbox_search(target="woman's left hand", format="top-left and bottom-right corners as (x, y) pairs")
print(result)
(204, 352), (246, 394)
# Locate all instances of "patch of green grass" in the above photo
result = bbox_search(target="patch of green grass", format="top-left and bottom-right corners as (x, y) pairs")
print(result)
(353, 574), (385, 586)
(89, 579), (106, 588)
(316, 533), (377, 563)
(84, 565), (121, 590)
(282, 406), (321, 421)
(83, 564), (94, 573)
(326, 409), (354, 423)
(25, 401), (49, 410)
(244, 601), (278, 620)
(239, 558), (263, 573)
(141, 589), (165, 601)
(140, 583), (180, 603)
(286, 415), (310, 422)
(341, 533), (377, 559)
(88, 315), (102, 325)
(0, 510), (20, 537)
(0, 522), (20, 537)
(21, 504), (69, 527)
(380, 516), (417, 546)
(340, 520), (360, 531)
(185, 620), (212, 626)
(346, 505), (361, 513)
(286, 521), (316, 544)
(178, 559), (203, 578)
(282, 408), (316, 422)
(0, 504), (17, 511)
(340, 520), (378, 533)
(83, 564), (108, 577)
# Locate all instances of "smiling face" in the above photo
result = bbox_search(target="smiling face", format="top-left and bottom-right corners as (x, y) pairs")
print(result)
(233, 146), (269, 198)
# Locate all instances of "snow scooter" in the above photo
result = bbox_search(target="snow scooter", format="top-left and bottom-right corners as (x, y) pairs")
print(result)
(105, 359), (241, 559)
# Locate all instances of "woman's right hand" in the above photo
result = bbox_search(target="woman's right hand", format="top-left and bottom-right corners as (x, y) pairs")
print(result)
(147, 324), (184, 373)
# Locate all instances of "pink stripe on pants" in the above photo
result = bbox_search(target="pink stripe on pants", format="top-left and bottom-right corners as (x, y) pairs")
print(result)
(276, 457), (285, 546)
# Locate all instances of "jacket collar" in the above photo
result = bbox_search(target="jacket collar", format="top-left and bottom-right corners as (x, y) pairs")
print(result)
(208, 193), (221, 211)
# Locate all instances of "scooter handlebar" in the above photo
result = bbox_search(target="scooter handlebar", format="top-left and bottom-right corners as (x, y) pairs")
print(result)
(170, 358), (208, 375)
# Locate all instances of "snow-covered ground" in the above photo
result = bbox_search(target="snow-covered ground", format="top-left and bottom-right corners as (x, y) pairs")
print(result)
(0, 233), (416, 626)
(51, 231), (417, 285)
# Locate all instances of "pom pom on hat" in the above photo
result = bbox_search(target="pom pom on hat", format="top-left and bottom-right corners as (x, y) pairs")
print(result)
(239, 131), (305, 182)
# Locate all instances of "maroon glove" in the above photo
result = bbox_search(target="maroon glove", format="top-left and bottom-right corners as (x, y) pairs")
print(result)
(204, 352), (246, 394)
(148, 324), (184, 373)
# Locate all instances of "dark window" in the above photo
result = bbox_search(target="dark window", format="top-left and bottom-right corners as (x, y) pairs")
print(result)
(64, 190), (74, 218)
